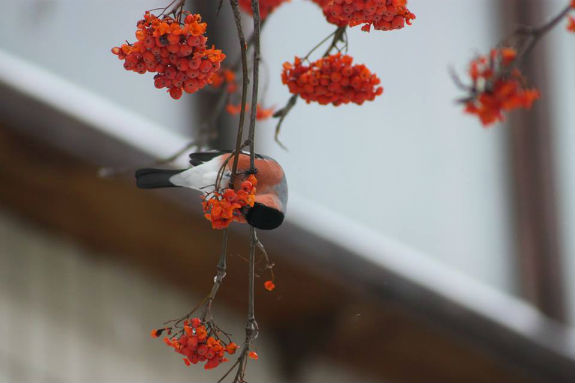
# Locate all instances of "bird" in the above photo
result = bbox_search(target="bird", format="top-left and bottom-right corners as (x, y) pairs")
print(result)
(135, 151), (287, 230)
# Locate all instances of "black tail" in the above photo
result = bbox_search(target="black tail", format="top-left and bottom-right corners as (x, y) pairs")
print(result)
(135, 168), (182, 189)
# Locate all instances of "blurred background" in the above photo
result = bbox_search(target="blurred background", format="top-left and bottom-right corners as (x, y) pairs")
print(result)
(0, 0), (574, 381)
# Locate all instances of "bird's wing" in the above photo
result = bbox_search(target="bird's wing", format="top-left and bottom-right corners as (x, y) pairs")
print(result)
(189, 151), (229, 166)
(189, 151), (264, 166)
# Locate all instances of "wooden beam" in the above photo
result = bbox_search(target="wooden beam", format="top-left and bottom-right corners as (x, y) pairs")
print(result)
(502, 0), (566, 322)
(0, 125), (538, 381)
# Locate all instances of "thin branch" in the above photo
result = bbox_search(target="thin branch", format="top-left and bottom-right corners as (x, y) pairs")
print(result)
(247, 0), (261, 171)
(512, 2), (573, 65)
(321, 26), (347, 57)
(531, 2), (572, 37)
(218, 358), (241, 383)
(229, 1), (262, 381)
(231, 19), (267, 72)
(272, 94), (297, 149)
(202, 229), (229, 322)
(254, 231), (274, 280)
(215, 140), (251, 190)
(228, 0), (250, 187)
(302, 29), (337, 61)
(232, 226), (259, 383)
(158, 0), (180, 17)
(164, 294), (209, 328)
(273, 26), (346, 148)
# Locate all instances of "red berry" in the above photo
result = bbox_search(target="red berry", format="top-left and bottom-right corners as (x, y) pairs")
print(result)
(179, 45), (194, 56)
(167, 33), (180, 45)
(169, 87), (183, 99)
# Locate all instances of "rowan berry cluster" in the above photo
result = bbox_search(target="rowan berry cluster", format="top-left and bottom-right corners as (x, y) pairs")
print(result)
(239, 0), (290, 19)
(111, 11), (225, 99)
(317, 0), (415, 32)
(152, 318), (238, 370)
(282, 53), (383, 105)
(202, 175), (258, 229)
(464, 48), (540, 126)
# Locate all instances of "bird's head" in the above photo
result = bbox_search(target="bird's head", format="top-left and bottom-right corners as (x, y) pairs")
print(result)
(245, 202), (285, 230)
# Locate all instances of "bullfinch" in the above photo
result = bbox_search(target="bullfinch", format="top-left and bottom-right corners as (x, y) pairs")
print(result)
(135, 151), (287, 230)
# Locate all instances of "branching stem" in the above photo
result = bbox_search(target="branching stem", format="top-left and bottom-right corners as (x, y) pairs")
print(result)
(228, 0), (250, 187)
(273, 26), (346, 148)
(248, 0), (261, 171)
(508, 2), (573, 67)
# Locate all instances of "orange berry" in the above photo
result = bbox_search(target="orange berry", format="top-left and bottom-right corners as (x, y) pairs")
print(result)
(226, 342), (239, 354)
(135, 29), (146, 40)
(264, 280), (276, 291)
(167, 33), (180, 45)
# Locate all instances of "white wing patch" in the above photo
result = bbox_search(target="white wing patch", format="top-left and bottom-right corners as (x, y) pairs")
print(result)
(169, 156), (230, 193)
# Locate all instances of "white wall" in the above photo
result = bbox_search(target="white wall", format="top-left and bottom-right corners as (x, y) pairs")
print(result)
(0, 211), (279, 381)
(0, 209), (369, 381)
(0, 0), (192, 134)
(546, 2), (575, 326)
(259, 0), (518, 295)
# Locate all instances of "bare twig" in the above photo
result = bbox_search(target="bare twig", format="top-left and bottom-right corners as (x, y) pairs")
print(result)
(515, 2), (573, 60)
(202, 229), (229, 322)
(228, 0), (250, 187)
(158, 0), (180, 17)
(272, 94), (297, 149)
(254, 231), (274, 278)
(247, 0), (261, 171)
(228, 1), (262, 381)
(321, 26), (347, 57)
(231, 19), (267, 72)
(232, 226), (259, 383)
(302, 29), (338, 61)
(164, 294), (209, 328)
(214, 140), (251, 190)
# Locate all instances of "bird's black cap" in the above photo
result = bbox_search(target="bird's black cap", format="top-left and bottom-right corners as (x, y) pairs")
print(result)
(245, 203), (284, 230)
